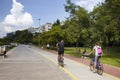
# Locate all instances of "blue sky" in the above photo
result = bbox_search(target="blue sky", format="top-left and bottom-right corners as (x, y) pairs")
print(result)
(16, 0), (70, 26)
(0, 0), (69, 26)
(0, 0), (104, 38)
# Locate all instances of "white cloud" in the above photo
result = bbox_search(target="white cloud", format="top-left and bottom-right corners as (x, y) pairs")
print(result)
(0, 0), (33, 38)
(75, 0), (105, 12)
(0, 23), (6, 38)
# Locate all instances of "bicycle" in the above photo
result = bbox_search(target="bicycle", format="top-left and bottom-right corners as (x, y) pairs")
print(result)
(90, 56), (103, 75)
(58, 56), (64, 67)
(0, 51), (7, 58)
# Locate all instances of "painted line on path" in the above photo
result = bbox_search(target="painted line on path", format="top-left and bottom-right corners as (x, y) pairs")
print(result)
(44, 55), (79, 80)
(34, 47), (120, 80)
(65, 56), (120, 80)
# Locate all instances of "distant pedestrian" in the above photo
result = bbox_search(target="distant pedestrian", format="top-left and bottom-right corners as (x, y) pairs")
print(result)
(47, 43), (50, 49)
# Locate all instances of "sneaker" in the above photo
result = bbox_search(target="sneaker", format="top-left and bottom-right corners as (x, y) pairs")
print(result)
(93, 70), (96, 73)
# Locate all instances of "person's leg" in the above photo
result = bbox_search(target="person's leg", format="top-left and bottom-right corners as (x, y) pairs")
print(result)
(58, 51), (61, 62)
(58, 55), (60, 62)
(97, 56), (101, 62)
(61, 51), (64, 61)
(61, 51), (64, 57)
(93, 55), (98, 72)
(3, 51), (7, 58)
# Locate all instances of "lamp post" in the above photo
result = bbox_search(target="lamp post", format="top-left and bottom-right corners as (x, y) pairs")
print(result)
(37, 18), (40, 27)
(37, 18), (40, 46)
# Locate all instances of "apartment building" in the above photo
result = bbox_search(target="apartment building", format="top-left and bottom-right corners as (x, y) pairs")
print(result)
(28, 23), (52, 34)
(41, 23), (52, 32)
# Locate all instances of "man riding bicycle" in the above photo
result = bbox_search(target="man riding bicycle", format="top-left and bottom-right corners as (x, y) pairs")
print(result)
(90, 42), (103, 72)
(56, 40), (64, 63)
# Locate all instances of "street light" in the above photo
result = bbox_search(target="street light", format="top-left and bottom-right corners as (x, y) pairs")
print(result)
(37, 18), (40, 27)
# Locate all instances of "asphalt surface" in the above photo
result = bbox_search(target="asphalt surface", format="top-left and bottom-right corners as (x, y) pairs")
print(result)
(0, 45), (119, 80)
(0, 45), (73, 80)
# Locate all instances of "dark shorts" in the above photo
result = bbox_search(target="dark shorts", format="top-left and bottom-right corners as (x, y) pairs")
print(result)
(3, 51), (6, 55)
(58, 51), (64, 55)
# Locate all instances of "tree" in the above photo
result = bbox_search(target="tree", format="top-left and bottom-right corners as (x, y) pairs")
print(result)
(64, 0), (77, 17)
(33, 0), (120, 48)
(14, 30), (33, 44)
(53, 19), (61, 26)
(90, 0), (120, 47)
(64, 0), (90, 47)
(105, 0), (120, 46)
(39, 25), (65, 46)
(0, 38), (3, 46)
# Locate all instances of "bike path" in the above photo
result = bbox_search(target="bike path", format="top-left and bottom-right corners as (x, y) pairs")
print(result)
(0, 46), (73, 80)
(33, 47), (119, 80)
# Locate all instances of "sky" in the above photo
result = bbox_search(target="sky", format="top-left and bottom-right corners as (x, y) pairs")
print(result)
(0, 0), (104, 38)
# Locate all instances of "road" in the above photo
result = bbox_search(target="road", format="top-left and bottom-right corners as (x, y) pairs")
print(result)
(0, 45), (119, 80)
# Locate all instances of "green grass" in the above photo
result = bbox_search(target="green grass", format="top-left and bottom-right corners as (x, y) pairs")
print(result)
(6, 46), (15, 52)
(64, 47), (120, 68)
(47, 46), (120, 68)
(65, 47), (81, 57)
(101, 47), (120, 67)
(64, 47), (91, 57)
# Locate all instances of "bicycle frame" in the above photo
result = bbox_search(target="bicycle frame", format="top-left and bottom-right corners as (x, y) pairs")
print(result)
(90, 56), (103, 75)
(58, 56), (64, 67)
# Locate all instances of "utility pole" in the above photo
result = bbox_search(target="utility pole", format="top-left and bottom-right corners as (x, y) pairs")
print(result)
(37, 18), (40, 27)
(37, 18), (40, 46)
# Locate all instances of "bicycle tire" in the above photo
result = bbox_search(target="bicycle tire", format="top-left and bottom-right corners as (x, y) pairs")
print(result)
(97, 63), (103, 75)
(90, 60), (94, 71)
(59, 57), (64, 67)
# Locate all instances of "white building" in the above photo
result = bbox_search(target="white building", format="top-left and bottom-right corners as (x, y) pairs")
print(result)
(28, 23), (52, 34)
(28, 27), (40, 34)
(41, 23), (52, 32)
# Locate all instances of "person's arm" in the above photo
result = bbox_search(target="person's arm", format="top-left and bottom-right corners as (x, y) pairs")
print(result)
(89, 47), (95, 55)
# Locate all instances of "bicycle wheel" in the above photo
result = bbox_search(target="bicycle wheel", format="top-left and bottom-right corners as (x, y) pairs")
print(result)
(90, 60), (94, 71)
(59, 57), (64, 67)
(97, 63), (103, 75)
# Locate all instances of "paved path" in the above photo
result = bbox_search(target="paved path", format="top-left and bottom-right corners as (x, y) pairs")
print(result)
(0, 45), (120, 80)
(0, 45), (72, 80)
(64, 54), (120, 79)
(33, 46), (120, 80)
(44, 48), (120, 80)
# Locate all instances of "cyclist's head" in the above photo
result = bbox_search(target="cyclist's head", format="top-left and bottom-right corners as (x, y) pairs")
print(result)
(95, 42), (99, 45)
(61, 40), (64, 43)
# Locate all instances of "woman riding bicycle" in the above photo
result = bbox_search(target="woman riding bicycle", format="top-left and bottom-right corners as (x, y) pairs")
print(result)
(90, 42), (103, 72)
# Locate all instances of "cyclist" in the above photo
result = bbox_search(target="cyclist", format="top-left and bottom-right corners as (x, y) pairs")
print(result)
(90, 42), (103, 72)
(56, 40), (64, 63)
(0, 46), (7, 58)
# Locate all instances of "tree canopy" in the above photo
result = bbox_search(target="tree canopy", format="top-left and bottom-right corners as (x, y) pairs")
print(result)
(1, 0), (119, 47)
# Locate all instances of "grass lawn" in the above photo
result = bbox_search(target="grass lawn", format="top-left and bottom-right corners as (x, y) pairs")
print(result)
(65, 47), (88, 57)
(64, 47), (120, 68)
(101, 47), (120, 67)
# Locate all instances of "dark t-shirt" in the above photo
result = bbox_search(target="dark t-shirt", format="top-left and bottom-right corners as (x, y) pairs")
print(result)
(58, 42), (64, 51)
